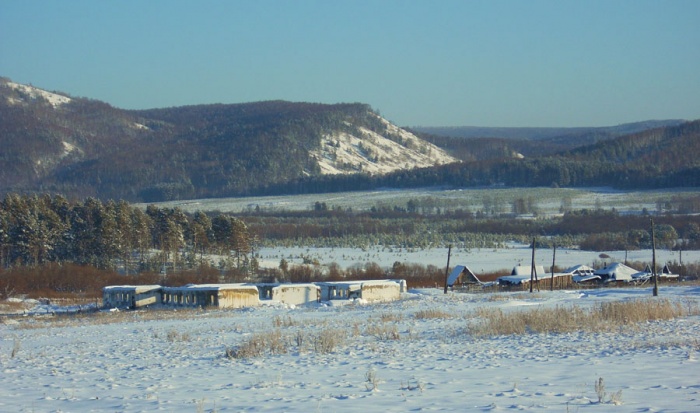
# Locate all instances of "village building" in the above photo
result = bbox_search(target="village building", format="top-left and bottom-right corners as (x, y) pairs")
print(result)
(316, 280), (403, 302)
(255, 283), (321, 306)
(446, 265), (490, 290)
(103, 279), (407, 310)
(498, 265), (573, 289)
(161, 284), (260, 309)
(565, 264), (600, 283)
(594, 262), (637, 283)
(102, 285), (163, 309)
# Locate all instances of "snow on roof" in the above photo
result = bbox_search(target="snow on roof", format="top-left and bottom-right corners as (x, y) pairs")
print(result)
(103, 285), (162, 292)
(315, 279), (402, 287)
(511, 265), (546, 276)
(498, 275), (532, 285)
(564, 264), (596, 274)
(447, 265), (482, 286)
(164, 283), (258, 291)
(594, 262), (638, 281)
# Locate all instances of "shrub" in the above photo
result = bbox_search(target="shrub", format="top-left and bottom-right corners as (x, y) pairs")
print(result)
(313, 328), (345, 354)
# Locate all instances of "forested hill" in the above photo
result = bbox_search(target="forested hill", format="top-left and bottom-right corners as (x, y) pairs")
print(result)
(0, 78), (455, 202)
(1, 77), (697, 202)
(267, 119), (700, 194)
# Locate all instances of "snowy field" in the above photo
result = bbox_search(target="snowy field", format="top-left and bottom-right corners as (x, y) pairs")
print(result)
(2, 286), (700, 412)
(144, 187), (700, 216)
(256, 244), (699, 275)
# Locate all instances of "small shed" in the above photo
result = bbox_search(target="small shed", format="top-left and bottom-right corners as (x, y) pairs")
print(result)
(660, 264), (679, 280)
(594, 262), (637, 283)
(102, 285), (162, 309)
(161, 284), (260, 309)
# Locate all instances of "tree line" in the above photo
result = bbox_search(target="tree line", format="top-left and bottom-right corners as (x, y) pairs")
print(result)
(0, 194), (253, 273)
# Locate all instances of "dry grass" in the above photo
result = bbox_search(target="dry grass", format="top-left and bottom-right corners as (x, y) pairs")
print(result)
(414, 309), (451, 319)
(166, 330), (191, 342)
(226, 326), (347, 359)
(226, 330), (288, 359)
(312, 328), (346, 354)
(379, 312), (403, 322)
(365, 323), (400, 340)
(14, 307), (223, 330)
(469, 298), (699, 337)
(272, 315), (296, 328)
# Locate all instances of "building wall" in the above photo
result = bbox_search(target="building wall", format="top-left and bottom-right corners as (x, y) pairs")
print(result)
(217, 288), (260, 309)
(272, 285), (320, 305)
(103, 286), (162, 309)
(360, 283), (401, 302)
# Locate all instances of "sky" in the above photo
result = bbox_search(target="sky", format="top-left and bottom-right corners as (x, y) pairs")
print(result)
(1, 0), (699, 127)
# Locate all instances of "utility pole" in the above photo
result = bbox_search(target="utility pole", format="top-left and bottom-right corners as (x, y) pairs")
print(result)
(443, 244), (452, 294)
(551, 242), (556, 291)
(530, 237), (538, 293)
(651, 218), (658, 297)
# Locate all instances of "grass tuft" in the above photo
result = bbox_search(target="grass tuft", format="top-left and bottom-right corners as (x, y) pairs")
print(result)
(414, 309), (451, 319)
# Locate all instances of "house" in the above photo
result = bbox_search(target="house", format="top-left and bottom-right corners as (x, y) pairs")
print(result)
(632, 264), (680, 283)
(102, 285), (162, 309)
(447, 265), (478, 287)
(498, 265), (547, 286)
(565, 265), (601, 283)
(594, 262), (637, 283)
(161, 284), (260, 309)
(511, 264), (546, 276)
(497, 273), (573, 289)
(317, 280), (402, 302)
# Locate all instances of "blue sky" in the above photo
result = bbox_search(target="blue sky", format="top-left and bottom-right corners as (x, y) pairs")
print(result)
(1, 0), (698, 127)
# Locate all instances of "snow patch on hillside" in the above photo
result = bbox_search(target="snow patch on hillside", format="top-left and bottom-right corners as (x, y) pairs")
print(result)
(311, 115), (458, 175)
(5, 81), (71, 107)
(61, 141), (81, 158)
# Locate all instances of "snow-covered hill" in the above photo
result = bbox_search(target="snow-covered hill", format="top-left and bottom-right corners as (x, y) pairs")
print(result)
(3, 80), (72, 107)
(312, 114), (457, 175)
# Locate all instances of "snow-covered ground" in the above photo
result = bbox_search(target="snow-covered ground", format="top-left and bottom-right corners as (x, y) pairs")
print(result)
(2, 286), (699, 412)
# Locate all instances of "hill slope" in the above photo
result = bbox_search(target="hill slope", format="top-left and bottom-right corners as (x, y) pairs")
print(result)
(0, 78), (456, 201)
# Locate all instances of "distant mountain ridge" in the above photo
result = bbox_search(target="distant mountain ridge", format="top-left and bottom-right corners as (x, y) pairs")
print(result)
(1, 76), (698, 202)
(412, 121), (686, 141)
(0, 78), (456, 201)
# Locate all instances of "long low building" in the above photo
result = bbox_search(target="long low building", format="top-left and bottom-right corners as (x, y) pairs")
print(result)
(316, 279), (404, 302)
(103, 285), (163, 309)
(161, 284), (260, 309)
(103, 280), (404, 309)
